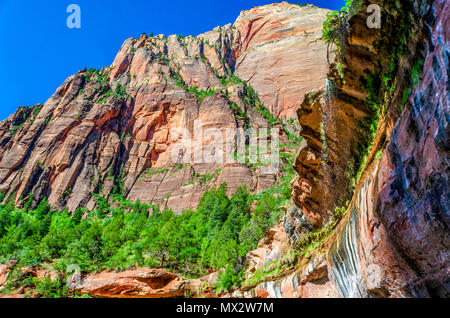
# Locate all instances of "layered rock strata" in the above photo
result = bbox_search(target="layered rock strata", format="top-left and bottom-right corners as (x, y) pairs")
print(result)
(0, 2), (330, 214)
(253, 0), (449, 298)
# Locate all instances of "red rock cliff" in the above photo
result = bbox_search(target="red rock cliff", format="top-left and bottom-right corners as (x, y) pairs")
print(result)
(0, 2), (329, 214)
(244, 0), (449, 298)
(0, 0), (447, 299)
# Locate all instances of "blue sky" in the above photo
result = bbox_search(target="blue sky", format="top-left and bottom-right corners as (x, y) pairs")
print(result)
(0, 0), (345, 120)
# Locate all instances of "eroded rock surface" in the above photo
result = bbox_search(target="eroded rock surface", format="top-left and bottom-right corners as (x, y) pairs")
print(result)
(73, 268), (189, 298)
(0, 2), (330, 215)
(1, 0), (447, 300)
(282, 0), (449, 298)
(232, 3), (330, 119)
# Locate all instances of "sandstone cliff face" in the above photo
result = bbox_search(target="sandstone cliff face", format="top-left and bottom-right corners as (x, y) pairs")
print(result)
(231, 3), (330, 119)
(72, 268), (214, 298)
(0, 3), (329, 214)
(0, 0), (447, 299)
(247, 0), (449, 298)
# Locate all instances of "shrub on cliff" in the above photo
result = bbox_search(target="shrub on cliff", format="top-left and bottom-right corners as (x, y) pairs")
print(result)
(322, 0), (361, 75)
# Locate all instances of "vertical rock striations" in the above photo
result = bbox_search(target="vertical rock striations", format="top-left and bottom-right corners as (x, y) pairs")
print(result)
(0, 0), (447, 299)
(0, 3), (330, 214)
(232, 3), (330, 119)
(281, 0), (449, 298)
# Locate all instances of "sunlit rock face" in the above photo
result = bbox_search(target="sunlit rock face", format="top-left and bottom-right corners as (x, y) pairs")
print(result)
(0, 0), (448, 299)
(72, 268), (210, 298)
(232, 3), (330, 120)
(280, 0), (449, 298)
(245, 222), (291, 274)
(0, 3), (330, 214)
(235, 0), (448, 298)
(230, 251), (340, 298)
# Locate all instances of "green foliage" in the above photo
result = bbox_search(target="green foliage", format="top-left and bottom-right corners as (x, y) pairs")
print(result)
(402, 87), (411, 106)
(7, 122), (25, 136)
(173, 72), (217, 102)
(242, 261), (284, 288)
(233, 77), (292, 140)
(214, 264), (244, 294)
(293, 2), (309, 7)
(139, 168), (169, 180)
(350, 3), (416, 186)
(292, 201), (349, 258)
(83, 68), (134, 104)
(1, 265), (71, 298)
(113, 83), (128, 100)
(375, 150), (383, 160)
(195, 88), (217, 101)
(0, 180), (288, 288)
(32, 104), (43, 118)
(174, 79), (218, 102)
(230, 102), (244, 118)
(322, 1), (361, 74)
(242, 250), (297, 288)
(410, 58), (425, 87)
(0, 85), (299, 295)
(31, 276), (68, 298)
